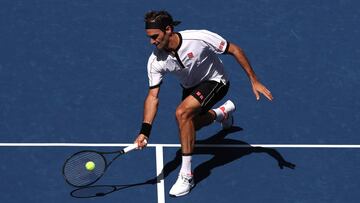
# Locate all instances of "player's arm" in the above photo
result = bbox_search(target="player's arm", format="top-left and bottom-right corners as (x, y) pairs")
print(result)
(143, 86), (160, 125)
(135, 86), (160, 148)
(226, 42), (273, 101)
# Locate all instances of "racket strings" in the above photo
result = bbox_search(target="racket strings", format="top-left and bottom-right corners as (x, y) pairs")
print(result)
(63, 151), (106, 187)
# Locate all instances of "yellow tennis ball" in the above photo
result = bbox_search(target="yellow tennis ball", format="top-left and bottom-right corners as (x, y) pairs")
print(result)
(85, 161), (95, 171)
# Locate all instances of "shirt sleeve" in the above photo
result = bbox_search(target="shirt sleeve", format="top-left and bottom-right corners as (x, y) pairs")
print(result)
(147, 54), (164, 88)
(199, 30), (229, 54)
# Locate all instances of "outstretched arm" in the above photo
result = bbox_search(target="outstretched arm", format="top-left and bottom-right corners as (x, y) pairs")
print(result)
(135, 86), (160, 148)
(143, 86), (160, 125)
(227, 42), (273, 101)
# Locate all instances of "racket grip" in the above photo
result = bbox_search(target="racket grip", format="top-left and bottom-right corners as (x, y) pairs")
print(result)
(123, 140), (147, 153)
(122, 144), (138, 153)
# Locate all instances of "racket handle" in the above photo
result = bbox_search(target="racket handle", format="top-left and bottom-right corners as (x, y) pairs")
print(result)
(122, 144), (137, 153)
(122, 140), (147, 153)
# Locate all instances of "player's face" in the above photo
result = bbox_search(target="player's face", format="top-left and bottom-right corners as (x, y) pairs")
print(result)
(146, 29), (170, 50)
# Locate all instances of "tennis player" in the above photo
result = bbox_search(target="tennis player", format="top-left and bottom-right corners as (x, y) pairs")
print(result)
(134, 10), (273, 197)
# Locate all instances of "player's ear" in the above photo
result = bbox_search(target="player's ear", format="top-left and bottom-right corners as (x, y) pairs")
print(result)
(165, 25), (172, 34)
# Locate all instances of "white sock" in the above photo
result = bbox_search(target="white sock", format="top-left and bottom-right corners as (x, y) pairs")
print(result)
(212, 108), (225, 122)
(180, 155), (192, 175)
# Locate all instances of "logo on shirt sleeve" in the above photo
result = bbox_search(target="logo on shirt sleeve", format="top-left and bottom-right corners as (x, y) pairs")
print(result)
(187, 52), (194, 59)
(219, 41), (225, 50)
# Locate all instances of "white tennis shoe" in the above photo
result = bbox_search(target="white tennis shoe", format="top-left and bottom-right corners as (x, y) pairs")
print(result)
(218, 100), (236, 129)
(169, 173), (194, 197)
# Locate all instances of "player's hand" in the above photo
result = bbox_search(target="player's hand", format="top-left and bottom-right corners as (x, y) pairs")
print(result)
(134, 134), (148, 149)
(251, 80), (273, 101)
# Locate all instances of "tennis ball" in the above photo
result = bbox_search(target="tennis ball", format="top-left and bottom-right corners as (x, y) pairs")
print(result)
(85, 161), (95, 171)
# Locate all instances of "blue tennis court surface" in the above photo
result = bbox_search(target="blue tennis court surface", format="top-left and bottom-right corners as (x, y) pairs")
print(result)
(1, 0), (360, 202)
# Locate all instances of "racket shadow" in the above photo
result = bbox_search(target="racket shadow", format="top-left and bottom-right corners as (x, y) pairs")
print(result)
(160, 126), (296, 185)
(70, 178), (158, 198)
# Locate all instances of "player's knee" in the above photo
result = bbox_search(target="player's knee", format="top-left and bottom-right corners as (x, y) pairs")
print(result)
(175, 106), (193, 122)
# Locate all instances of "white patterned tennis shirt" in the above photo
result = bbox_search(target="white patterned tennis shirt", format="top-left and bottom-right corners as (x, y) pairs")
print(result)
(147, 30), (229, 89)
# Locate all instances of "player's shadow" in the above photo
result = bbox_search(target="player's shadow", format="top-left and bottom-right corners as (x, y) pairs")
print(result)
(160, 126), (296, 185)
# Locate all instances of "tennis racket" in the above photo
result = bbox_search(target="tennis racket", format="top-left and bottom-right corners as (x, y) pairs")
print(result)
(62, 143), (141, 187)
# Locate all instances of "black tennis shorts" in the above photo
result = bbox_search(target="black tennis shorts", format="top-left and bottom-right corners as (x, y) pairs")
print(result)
(182, 80), (230, 113)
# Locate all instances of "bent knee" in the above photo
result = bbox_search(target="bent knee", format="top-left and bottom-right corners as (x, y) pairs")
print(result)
(175, 106), (196, 121)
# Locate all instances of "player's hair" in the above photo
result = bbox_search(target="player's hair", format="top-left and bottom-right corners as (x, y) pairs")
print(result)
(144, 10), (180, 31)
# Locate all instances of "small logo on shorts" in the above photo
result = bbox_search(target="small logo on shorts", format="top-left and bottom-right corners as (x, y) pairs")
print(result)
(196, 91), (204, 100)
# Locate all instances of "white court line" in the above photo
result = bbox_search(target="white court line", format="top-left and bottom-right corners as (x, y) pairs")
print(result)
(155, 146), (165, 203)
(2, 142), (360, 203)
(1, 143), (360, 148)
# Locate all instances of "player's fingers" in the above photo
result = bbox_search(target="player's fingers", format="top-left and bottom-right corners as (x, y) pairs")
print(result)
(253, 88), (260, 100)
(258, 86), (273, 101)
(264, 91), (273, 101)
(135, 139), (143, 149)
(140, 139), (147, 148)
(135, 141), (141, 149)
(263, 88), (271, 95)
(138, 138), (148, 149)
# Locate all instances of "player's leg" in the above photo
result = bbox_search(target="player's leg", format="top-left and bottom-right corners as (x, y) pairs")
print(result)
(192, 81), (234, 131)
(193, 101), (236, 130)
(175, 96), (201, 155)
(193, 110), (216, 131)
(170, 81), (232, 197)
(175, 80), (230, 154)
(170, 95), (199, 197)
(212, 100), (236, 129)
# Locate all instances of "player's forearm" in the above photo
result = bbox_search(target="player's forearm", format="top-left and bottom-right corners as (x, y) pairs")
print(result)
(143, 94), (159, 124)
(228, 43), (258, 82)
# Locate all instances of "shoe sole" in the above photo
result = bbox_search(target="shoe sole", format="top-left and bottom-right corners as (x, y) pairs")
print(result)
(169, 184), (195, 197)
